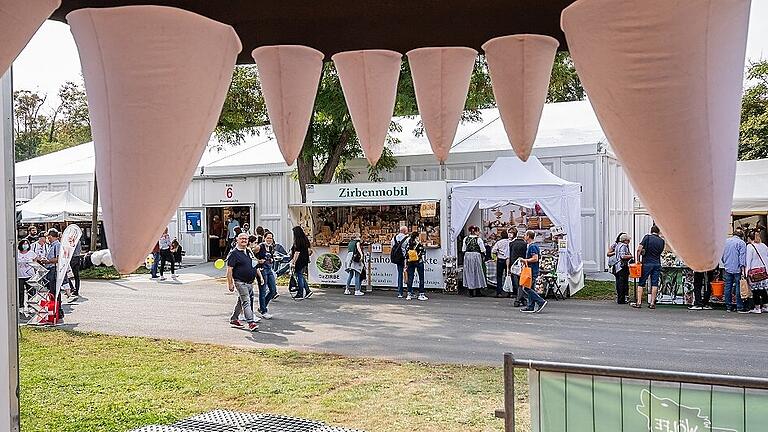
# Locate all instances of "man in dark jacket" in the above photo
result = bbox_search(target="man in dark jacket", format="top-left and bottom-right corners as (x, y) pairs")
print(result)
(508, 228), (529, 307)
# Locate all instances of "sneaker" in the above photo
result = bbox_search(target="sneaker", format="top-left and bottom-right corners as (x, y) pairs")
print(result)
(762, 305), (768, 312)
(273, 292), (280, 300)
(535, 301), (548, 313)
(344, 289), (351, 295)
(703, 305), (713, 310)
(726, 307), (733, 312)
(397, 294), (404, 299)
(520, 307), (536, 313)
(171, 274), (178, 279)
(261, 312), (274, 320)
(417, 294), (428, 301)
(248, 322), (259, 332)
(688, 305), (703, 310)
(406, 294), (413, 300)
(737, 309), (751, 314)
(230, 319), (244, 328)
(159, 276), (167, 281)
(294, 296), (304, 301)
(305, 291), (314, 299)
(354, 291), (365, 296)
(252, 316), (262, 323)
(750, 308), (762, 314)
(150, 275), (159, 279)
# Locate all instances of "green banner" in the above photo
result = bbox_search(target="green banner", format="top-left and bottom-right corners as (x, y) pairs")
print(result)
(531, 371), (768, 432)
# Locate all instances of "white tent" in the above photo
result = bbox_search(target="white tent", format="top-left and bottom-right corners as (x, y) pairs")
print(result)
(733, 158), (768, 214)
(451, 156), (584, 290)
(17, 190), (99, 223)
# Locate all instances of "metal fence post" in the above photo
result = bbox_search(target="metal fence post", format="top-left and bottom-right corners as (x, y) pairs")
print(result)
(504, 353), (516, 432)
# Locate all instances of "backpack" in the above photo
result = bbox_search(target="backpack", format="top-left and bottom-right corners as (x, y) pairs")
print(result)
(351, 240), (362, 263)
(390, 236), (406, 265)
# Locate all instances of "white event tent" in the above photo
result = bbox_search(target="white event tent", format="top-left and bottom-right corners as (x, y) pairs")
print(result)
(732, 158), (768, 215)
(450, 156), (584, 291)
(17, 190), (99, 223)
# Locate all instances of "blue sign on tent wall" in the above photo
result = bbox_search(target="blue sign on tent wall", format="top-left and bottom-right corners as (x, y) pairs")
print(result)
(185, 211), (202, 233)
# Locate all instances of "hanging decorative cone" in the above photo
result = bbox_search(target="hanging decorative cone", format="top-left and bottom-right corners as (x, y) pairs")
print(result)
(562, 0), (751, 271)
(482, 34), (558, 162)
(68, 6), (241, 273)
(406, 47), (477, 163)
(0, 0), (61, 74)
(252, 45), (324, 165)
(332, 50), (402, 165)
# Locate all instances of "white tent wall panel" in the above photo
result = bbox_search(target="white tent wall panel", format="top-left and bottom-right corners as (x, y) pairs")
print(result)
(603, 156), (635, 266)
(560, 156), (600, 271)
(254, 175), (286, 241)
(180, 179), (204, 208)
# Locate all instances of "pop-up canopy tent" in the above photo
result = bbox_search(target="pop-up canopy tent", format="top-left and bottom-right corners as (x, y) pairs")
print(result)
(17, 190), (99, 223)
(733, 159), (768, 215)
(450, 156), (583, 289)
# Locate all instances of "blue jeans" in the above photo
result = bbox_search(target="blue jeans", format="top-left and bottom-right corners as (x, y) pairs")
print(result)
(295, 265), (310, 298)
(524, 272), (545, 309)
(396, 263), (405, 296)
(724, 272), (744, 310)
(345, 269), (361, 291)
(258, 267), (277, 314)
(150, 252), (160, 277)
(406, 262), (425, 295)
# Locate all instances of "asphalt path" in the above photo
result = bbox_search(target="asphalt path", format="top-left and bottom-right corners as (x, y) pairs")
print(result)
(48, 268), (768, 377)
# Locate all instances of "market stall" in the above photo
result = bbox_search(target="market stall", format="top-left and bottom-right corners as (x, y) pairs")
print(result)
(17, 190), (99, 223)
(301, 181), (448, 288)
(450, 156), (584, 294)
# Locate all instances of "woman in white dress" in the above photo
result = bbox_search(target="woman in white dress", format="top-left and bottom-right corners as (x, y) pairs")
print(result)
(462, 225), (487, 297)
(17, 239), (36, 310)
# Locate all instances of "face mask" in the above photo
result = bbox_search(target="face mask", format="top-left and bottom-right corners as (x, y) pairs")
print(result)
(21, 245), (29, 251)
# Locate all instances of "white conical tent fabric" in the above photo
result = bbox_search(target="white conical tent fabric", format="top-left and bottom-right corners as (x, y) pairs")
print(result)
(252, 45), (324, 165)
(482, 34), (558, 162)
(68, 6), (241, 273)
(332, 50), (402, 165)
(0, 0), (60, 74)
(406, 47), (477, 162)
(562, 0), (751, 271)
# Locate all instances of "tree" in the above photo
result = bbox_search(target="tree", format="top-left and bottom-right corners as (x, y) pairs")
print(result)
(547, 51), (585, 103)
(739, 60), (768, 160)
(214, 66), (269, 147)
(13, 90), (48, 161)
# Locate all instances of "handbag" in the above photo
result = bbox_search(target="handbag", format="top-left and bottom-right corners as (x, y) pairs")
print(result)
(520, 263), (533, 288)
(502, 275), (514, 293)
(747, 244), (768, 283)
(510, 258), (523, 276)
(741, 278), (753, 299)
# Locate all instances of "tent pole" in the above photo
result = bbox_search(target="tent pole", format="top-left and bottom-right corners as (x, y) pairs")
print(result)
(90, 175), (98, 251)
(1, 69), (21, 431)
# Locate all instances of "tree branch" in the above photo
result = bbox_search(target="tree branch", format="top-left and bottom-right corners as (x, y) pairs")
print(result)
(319, 128), (350, 183)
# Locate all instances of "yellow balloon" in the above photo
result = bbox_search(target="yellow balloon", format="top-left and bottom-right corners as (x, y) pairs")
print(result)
(214, 259), (226, 270)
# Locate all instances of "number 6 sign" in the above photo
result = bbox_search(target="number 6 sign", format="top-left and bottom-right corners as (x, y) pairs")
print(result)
(225, 187), (233, 199)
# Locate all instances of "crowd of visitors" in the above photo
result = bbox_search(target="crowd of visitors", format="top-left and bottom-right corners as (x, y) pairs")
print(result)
(610, 224), (768, 314)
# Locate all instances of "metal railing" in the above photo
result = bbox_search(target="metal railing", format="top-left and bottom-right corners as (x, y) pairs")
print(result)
(497, 352), (768, 432)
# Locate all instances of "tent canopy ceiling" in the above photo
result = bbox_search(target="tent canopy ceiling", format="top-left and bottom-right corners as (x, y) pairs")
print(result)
(51, 1), (577, 63)
(17, 190), (99, 222)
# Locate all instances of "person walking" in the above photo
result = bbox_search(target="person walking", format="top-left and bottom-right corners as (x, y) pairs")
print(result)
(746, 231), (768, 314)
(69, 238), (83, 297)
(290, 226), (313, 300)
(226, 216), (240, 255)
(520, 230), (548, 313)
(632, 225), (665, 309)
(37, 229), (64, 320)
(150, 241), (160, 279)
(391, 226), (409, 298)
(158, 227), (176, 281)
(344, 233), (365, 296)
(689, 269), (717, 310)
(491, 230), (511, 297)
(462, 225), (486, 297)
(211, 214), (225, 257)
(508, 228), (528, 307)
(721, 229), (747, 312)
(17, 239), (36, 310)
(227, 233), (259, 331)
(405, 231), (428, 301)
(609, 233), (633, 304)
(256, 232), (278, 319)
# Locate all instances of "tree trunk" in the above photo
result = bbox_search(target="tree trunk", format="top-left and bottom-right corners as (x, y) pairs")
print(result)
(319, 128), (349, 184)
(90, 175), (99, 251)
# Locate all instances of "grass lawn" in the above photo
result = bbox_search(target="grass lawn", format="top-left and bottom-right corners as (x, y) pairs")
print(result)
(20, 328), (529, 432)
(572, 279), (616, 301)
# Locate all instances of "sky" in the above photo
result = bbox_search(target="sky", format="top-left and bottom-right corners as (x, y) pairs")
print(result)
(10, 3), (768, 109)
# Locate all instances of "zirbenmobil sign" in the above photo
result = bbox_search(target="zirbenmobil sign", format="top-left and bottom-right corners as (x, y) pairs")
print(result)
(306, 181), (446, 203)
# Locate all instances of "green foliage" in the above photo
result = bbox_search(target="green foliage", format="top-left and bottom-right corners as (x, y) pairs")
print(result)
(547, 52), (586, 103)
(13, 81), (92, 161)
(572, 279), (617, 300)
(215, 65), (268, 147)
(739, 60), (768, 160)
(79, 265), (149, 280)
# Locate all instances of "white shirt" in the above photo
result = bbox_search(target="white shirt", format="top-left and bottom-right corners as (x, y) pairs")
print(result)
(491, 238), (510, 260)
(746, 242), (768, 272)
(31, 241), (48, 259)
(462, 235), (485, 253)
(17, 250), (36, 279)
(391, 233), (409, 255)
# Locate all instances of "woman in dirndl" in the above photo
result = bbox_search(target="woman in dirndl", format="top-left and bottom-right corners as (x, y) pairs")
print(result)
(462, 225), (487, 297)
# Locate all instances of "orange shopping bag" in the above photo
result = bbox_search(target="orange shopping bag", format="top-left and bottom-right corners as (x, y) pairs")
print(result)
(520, 263), (533, 288)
